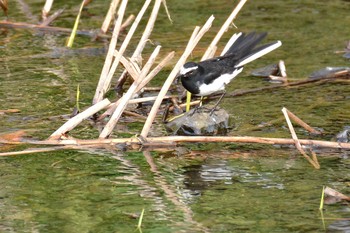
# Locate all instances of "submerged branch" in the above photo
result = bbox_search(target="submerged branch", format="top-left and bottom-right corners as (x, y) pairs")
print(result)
(2, 136), (350, 151)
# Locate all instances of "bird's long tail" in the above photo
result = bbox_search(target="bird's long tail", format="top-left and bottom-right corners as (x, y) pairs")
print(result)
(224, 32), (282, 68)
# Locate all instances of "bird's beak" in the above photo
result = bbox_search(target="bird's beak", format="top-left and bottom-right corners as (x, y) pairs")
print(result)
(175, 73), (183, 84)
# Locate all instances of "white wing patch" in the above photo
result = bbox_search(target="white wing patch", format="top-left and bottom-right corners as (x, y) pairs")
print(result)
(198, 67), (243, 96)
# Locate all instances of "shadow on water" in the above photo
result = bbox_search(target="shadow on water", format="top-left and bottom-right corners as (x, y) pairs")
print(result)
(1, 0), (350, 232)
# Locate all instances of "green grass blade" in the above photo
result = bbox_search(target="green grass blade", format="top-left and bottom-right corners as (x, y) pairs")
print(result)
(319, 186), (325, 210)
(137, 208), (145, 230)
(66, 0), (85, 47)
(76, 84), (80, 112)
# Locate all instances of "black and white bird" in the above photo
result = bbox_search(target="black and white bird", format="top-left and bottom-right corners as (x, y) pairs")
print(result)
(178, 32), (282, 102)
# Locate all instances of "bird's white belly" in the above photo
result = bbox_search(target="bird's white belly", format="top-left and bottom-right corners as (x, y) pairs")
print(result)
(197, 67), (243, 96)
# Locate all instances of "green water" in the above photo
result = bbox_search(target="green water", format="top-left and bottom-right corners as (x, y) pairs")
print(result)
(1, 0), (350, 232)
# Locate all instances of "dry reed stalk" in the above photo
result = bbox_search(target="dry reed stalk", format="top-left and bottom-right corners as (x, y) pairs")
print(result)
(279, 60), (287, 78)
(49, 99), (111, 140)
(99, 51), (175, 120)
(282, 107), (320, 169)
(0, 146), (72, 156)
(40, 9), (64, 26)
(169, 100), (202, 111)
(99, 45), (162, 138)
(94, 0), (153, 104)
(136, 51), (175, 93)
(119, 54), (140, 80)
(285, 108), (322, 135)
(42, 0), (54, 19)
(101, 0), (121, 33)
(202, 0), (248, 59)
(132, 0), (163, 65)
(120, 14), (135, 30)
(114, 0), (163, 89)
(140, 16), (215, 138)
(93, 0), (128, 104)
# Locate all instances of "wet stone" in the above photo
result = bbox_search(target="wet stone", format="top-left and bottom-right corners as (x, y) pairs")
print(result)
(309, 67), (350, 79)
(165, 107), (230, 136)
(336, 126), (350, 143)
(251, 63), (279, 77)
(344, 53), (350, 59)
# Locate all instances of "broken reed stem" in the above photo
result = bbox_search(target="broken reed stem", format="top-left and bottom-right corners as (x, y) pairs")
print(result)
(49, 98), (111, 139)
(285, 108), (322, 135)
(94, 0), (153, 104)
(93, 0), (128, 104)
(40, 9), (64, 26)
(98, 51), (175, 121)
(136, 51), (175, 93)
(132, 0), (163, 65)
(42, 0), (54, 19)
(140, 15), (215, 138)
(101, 0), (121, 33)
(202, 0), (248, 59)
(119, 55), (140, 80)
(114, 0), (163, 90)
(279, 60), (287, 78)
(120, 14), (135, 31)
(282, 107), (320, 169)
(99, 46), (162, 138)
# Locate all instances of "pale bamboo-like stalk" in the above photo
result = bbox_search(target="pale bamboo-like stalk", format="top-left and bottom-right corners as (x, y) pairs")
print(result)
(40, 9), (64, 26)
(99, 45), (162, 138)
(93, 0), (128, 104)
(279, 60), (287, 77)
(136, 51), (175, 93)
(42, 0), (54, 19)
(140, 15), (215, 138)
(127, 95), (175, 104)
(99, 51), (175, 120)
(119, 55), (140, 80)
(282, 107), (320, 169)
(49, 98), (111, 139)
(132, 0), (163, 65)
(101, 0), (121, 33)
(202, 0), (248, 59)
(120, 14), (135, 31)
(114, 0), (163, 89)
(94, 0), (152, 105)
(285, 108), (322, 135)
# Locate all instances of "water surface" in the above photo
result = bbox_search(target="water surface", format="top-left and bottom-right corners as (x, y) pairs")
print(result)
(1, 0), (350, 232)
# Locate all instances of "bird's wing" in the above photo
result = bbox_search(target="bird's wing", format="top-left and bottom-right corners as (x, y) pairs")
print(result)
(198, 63), (224, 85)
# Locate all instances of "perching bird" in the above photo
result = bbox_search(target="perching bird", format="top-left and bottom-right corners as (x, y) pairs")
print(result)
(178, 32), (282, 110)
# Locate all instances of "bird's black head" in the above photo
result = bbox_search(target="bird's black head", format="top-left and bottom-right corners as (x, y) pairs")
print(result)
(177, 62), (200, 79)
(177, 62), (203, 95)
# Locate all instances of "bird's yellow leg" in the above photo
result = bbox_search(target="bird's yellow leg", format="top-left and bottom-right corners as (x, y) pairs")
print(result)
(186, 91), (191, 112)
